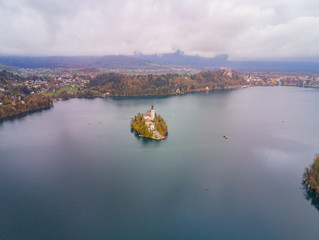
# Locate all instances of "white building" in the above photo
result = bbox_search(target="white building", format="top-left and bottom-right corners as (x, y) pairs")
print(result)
(143, 104), (156, 132)
(143, 112), (151, 120)
(151, 104), (155, 120)
(145, 118), (155, 131)
(143, 104), (156, 121)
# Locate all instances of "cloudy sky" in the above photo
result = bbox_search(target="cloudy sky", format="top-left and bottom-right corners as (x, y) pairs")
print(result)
(0, 0), (319, 60)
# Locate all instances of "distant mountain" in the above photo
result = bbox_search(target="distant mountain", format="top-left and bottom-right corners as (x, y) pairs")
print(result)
(93, 56), (153, 69)
(0, 56), (153, 69)
(0, 54), (318, 73)
(227, 61), (319, 73)
(138, 52), (319, 72)
(0, 53), (228, 69)
(0, 56), (93, 68)
(136, 51), (228, 68)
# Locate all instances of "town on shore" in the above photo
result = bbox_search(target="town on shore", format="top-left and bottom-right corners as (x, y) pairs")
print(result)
(1, 66), (319, 120)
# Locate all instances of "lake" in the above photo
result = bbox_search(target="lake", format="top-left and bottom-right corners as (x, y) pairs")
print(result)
(0, 87), (319, 240)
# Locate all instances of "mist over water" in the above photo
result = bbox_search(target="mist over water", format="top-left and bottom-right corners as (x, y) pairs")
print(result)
(0, 87), (319, 240)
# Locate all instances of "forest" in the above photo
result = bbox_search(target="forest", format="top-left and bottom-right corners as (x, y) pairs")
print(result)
(89, 69), (246, 96)
(0, 70), (53, 120)
(304, 155), (319, 195)
(0, 69), (246, 120)
(0, 94), (53, 120)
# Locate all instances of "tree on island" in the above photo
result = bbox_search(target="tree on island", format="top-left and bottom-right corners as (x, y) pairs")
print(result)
(154, 114), (168, 136)
(131, 107), (168, 139)
(304, 155), (319, 195)
(131, 113), (153, 138)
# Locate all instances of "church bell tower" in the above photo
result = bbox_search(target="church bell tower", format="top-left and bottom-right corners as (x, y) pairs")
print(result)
(151, 104), (155, 120)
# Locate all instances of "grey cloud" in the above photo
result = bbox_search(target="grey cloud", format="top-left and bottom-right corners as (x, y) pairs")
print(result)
(0, 0), (318, 60)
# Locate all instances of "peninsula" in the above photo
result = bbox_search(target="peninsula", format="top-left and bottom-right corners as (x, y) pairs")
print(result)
(0, 69), (246, 120)
(131, 105), (168, 140)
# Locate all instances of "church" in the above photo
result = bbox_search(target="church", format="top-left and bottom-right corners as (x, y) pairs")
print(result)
(143, 104), (155, 131)
(143, 104), (155, 121)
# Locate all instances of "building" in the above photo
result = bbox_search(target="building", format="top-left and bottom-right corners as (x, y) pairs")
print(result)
(220, 67), (232, 78)
(144, 112), (151, 120)
(149, 123), (155, 131)
(143, 104), (156, 131)
(151, 104), (155, 120)
(143, 104), (156, 121)
(145, 118), (155, 131)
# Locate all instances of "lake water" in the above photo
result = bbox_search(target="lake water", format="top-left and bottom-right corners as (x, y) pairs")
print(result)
(0, 87), (319, 240)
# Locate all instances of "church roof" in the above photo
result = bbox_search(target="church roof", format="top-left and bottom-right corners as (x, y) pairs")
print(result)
(144, 112), (151, 117)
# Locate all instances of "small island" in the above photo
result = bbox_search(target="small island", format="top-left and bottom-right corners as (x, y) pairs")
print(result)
(303, 155), (319, 195)
(131, 104), (168, 140)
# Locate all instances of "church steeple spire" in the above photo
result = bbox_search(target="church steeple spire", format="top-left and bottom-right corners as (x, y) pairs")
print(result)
(151, 103), (155, 120)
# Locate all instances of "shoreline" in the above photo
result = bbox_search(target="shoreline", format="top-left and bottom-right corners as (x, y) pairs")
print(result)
(0, 102), (53, 121)
(2, 84), (317, 122)
(303, 155), (319, 196)
(0, 85), (244, 121)
(131, 128), (168, 141)
(6, 84), (316, 122)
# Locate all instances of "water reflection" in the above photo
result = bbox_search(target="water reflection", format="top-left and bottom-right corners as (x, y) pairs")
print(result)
(0, 107), (52, 127)
(302, 180), (319, 211)
(1, 87), (319, 239)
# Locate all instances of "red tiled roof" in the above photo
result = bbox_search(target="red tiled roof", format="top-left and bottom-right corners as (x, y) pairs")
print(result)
(144, 112), (151, 117)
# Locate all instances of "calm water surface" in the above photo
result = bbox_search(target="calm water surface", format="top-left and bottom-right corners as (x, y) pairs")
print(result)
(0, 87), (319, 240)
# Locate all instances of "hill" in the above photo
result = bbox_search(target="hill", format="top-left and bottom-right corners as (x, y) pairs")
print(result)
(0, 56), (153, 69)
(88, 69), (245, 96)
(0, 70), (22, 85)
(137, 51), (228, 68)
(0, 54), (319, 73)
